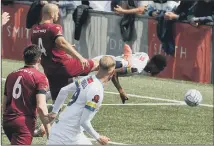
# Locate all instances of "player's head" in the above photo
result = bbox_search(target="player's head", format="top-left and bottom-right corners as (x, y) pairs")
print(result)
(98, 56), (116, 82)
(23, 44), (42, 66)
(144, 54), (167, 76)
(42, 3), (59, 22)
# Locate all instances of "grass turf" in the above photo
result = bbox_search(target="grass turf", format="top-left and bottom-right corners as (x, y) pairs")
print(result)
(1, 59), (213, 145)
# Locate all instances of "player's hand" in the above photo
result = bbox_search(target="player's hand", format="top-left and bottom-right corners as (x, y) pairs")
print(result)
(189, 17), (199, 27)
(47, 112), (57, 123)
(137, 5), (147, 14)
(190, 21), (199, 27)
(152, 11), (158, 17)
(79, 57), (90, 70)
(119, 88), (128, 104)
(97, 135), (110, 145)
(120, 92), (129, 104)
(40, 0), (48, 5)
(164, 12), (179, 20)
(114, 5), (125, 14)
(2, 12), (10, 26)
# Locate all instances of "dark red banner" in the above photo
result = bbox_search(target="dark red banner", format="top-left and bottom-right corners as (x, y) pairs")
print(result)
(2, 3), (212, 83)
(148, 19), (212, 83)
(2, 4), (31, 60)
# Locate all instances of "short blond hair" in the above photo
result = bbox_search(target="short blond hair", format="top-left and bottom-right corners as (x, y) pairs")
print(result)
(42, 3), (58, 16)
(99, 56), (116, 71)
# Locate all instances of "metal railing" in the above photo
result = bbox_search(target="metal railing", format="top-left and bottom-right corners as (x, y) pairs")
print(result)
(10, 0), (214, 26)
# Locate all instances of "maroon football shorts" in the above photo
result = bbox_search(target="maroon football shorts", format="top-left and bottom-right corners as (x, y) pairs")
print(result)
(3, 116), (36, 145)
(47, 58), (94, 101)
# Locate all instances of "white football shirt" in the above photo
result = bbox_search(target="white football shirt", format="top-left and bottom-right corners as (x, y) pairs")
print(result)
(49, 75), (104, 143)
(93, 52), (149, 74)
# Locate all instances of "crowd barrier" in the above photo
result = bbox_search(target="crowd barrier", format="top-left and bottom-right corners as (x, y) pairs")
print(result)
(2, 3), (214, 84)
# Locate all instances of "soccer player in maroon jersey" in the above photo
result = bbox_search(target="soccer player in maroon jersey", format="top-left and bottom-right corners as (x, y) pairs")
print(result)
(2, 45), (51, 145)
(31, 3), (98, 103)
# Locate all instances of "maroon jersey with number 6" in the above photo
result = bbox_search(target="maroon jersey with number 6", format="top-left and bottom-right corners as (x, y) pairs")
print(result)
(3, 66), (49, 122)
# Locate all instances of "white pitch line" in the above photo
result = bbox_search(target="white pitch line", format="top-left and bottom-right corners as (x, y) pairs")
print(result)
(1, 77), (213, 107)
(105, 91), (213, 108)
(105, 91), (184, 103)
(47, 103), (186, 106)
(102, 103), (186, 106)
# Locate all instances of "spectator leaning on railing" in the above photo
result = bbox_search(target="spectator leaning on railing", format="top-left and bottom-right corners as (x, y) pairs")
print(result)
(72, 1), (112, 12)
(148, 0), (180, 17)
(187, 0), (214, 27)
(114, 0), (149, 14)
(164, 1), (214, 26)
(113, 1), (150, 42)
(164, 1), (195, 21)
(146, 0), (180, 56)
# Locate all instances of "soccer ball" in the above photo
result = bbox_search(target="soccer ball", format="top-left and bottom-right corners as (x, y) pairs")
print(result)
(184, 89), (202, 107)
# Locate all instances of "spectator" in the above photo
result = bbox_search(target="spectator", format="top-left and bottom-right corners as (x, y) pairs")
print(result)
(57, 1), (76, 10)
(26, 0), (48, 29)
(148, 0), (180, 17)
(187, 0), (214, 26)
(164, 1), (214, 26)
(114, 1), (149, 14)
(73, 1), (112, 12)
(89, 1), (112, 12)
(117, 0), (140, 42)
(111, 0), (123, 11)
(2, 12), (10, 26)
(114, 1), (179, 15)
(146, 1), (180, 56)
(164, 1), (195, 21)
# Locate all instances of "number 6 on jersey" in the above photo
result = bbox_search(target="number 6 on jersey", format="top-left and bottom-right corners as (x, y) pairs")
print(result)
(38, 38), (47, 56)
(12, 76), (22, 99)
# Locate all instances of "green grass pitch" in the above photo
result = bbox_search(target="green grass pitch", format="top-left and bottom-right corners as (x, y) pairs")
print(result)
(1, 59), (213, 145)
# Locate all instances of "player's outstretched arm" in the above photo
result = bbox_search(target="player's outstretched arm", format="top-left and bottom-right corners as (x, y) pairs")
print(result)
(80, 109), (99, 139)
(51, 82), (77, 114)
(36, 94), (51, 138)
(80, 109), (110, 145)
(80, 88), (110, 145)
(55, 36), (89, 69)
(48, 82), (78, 123)
(111, 73), (128, 104)
(55, 36), (82, 59)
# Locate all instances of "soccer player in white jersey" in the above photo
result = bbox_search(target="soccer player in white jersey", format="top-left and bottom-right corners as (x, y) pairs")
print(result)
(93, 44), (167, 103)
(46, 56), (116, 145)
